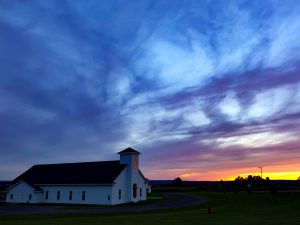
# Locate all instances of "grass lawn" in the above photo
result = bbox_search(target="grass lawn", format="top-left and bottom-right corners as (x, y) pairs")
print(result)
(0, 191), (299, 225)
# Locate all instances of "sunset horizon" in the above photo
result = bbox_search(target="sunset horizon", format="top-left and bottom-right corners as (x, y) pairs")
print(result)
(148, 163), (300, 181)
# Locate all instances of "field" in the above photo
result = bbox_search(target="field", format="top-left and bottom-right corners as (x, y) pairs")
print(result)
(0, 191), (300, 225)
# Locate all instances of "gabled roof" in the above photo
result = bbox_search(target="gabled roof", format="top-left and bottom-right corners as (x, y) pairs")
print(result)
(8, 180), (43, 191)
(11, 161), (127, 186)
(139, 170), (149, 181)
(118, 147), (141, 155)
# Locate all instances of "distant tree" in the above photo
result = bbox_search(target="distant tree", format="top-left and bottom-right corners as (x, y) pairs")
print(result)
(173, 177), (183, 186)
(297, 176), (300, 186)
(252, 175), (262, 181)
(234, 176), (245, 182)
(246, 175), (253, 195)
(265, 177), (271, 188)
(220, 180), (226, 194)
(233, 176), (245, 191)
(252, 175), (263, 188)
(247, 175), (253, 183)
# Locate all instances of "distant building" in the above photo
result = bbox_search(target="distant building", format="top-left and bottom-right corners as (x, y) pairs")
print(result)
(6, 148), (149, 205)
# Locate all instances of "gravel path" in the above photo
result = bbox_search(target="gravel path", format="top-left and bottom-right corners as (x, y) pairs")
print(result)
(0, 193), (208, 215)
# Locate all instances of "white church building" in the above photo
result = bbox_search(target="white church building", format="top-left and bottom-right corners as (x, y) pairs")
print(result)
(6, 148), (150, 205)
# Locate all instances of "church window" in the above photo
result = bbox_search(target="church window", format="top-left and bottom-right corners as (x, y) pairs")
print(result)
(45, 191), (49, 200)
(57, 191), (60, 200)
(10, 194), (13, 200)
(108, 195), (111, 200)
(140, 188), (142, 197)
(29, 194), (32, 201)
(118, 189), (121, 199)
(69, 191), (73, 200)
(82, 191), (86, 200)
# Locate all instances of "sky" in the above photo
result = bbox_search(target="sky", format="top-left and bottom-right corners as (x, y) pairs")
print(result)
(1, 0), (300, 181)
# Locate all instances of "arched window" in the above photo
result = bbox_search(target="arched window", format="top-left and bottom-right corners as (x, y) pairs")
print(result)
(45, 191), (49, 200)
(29, 194), (32, 201)
(69, 191), (73, 200)
(82, 191), (86, 200)
(118, 189), (121, 199)
(133, 184), (137, 198)
(57, 191), (60, 200)
(140, 188), (142, 197)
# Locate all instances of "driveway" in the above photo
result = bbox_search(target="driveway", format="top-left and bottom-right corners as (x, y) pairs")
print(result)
(0, 193), (208, 215)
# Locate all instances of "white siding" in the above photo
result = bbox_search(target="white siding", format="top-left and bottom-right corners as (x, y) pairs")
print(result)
(6, 181), (42, 204)
(40, 185), (113, 205)
(137, 172), (147, 201)
(111, 168), (147, 204)
(6, 179), (148, 205)
(111, 167), (129, 205)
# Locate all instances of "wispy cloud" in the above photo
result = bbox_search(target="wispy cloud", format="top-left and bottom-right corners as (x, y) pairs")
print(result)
(1, 0), (300, 180)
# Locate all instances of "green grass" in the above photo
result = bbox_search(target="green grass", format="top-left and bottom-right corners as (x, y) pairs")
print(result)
(1, 191), (300, 225)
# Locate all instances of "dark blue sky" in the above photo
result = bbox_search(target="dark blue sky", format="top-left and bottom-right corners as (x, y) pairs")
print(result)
(1, 0), (300, 180)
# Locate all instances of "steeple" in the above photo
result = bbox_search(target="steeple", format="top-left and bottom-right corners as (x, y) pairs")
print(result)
(117, 147), (140, 202)
(118, 147), (141, 155)
(118, 147), (140, 166)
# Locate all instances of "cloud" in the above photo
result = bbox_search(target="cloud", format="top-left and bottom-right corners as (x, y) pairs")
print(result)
(1, 0), (300, 180)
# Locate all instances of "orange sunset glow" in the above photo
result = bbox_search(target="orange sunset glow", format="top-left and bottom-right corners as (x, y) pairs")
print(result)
(177, 164), (300, 181)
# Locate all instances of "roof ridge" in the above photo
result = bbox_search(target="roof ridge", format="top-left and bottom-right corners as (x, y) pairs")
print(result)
(33, 160), (120, 166)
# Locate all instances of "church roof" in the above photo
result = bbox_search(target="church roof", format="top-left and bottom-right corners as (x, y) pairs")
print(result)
(8, 180), (43, 191)
(118, 147), (141, 155)
(11, 161), (127, 186)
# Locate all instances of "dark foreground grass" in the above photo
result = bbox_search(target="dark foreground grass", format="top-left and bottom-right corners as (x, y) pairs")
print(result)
(0, 191), (300, 225)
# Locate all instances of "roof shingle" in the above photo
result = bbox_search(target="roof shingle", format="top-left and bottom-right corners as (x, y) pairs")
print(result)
(12, 161), (127, 185)
(118, 147), (140, 155)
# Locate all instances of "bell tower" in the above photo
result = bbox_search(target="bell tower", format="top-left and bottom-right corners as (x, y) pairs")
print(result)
(118, 147), (141, 202)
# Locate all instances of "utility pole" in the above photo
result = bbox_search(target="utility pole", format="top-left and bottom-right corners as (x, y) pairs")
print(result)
(258, 167), (263, 179)
(258, 167), (263, 189)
